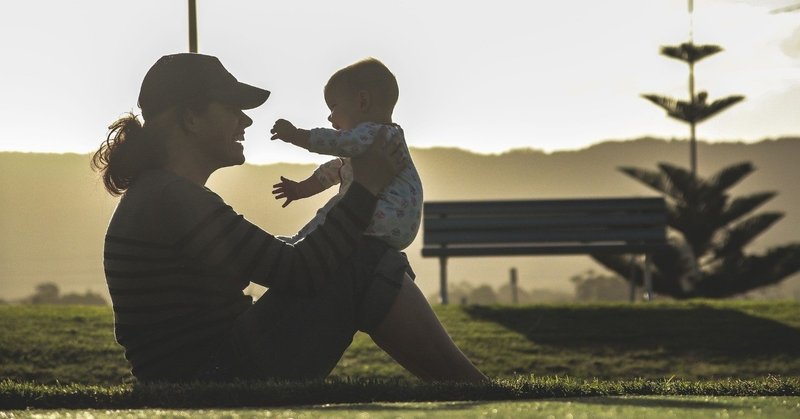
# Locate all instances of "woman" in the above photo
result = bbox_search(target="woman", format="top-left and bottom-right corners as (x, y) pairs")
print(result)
(92, 53), (486, 383)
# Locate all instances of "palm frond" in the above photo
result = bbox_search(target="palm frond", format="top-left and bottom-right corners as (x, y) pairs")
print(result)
(657, 163), (698, 202)
(692, 95), (745, 123)
(714, 212), (785, 258)
(641, 94), (693, 123)
(720, 192), (778, 225)
(696, 244), (800, 297)
(660, 43), (723, 64)
(617, 166), (671, 197)
(706, 162), (754, 194)
(591, 248), (692, 298)
(590, 254), (639, 285)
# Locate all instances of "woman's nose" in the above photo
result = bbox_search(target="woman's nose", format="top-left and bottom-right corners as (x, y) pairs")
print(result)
(327, 113), (333, 123)
(240, 111), (253, 128)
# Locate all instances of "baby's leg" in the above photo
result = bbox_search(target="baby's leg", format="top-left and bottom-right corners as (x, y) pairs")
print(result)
(368, 274), (488, 383)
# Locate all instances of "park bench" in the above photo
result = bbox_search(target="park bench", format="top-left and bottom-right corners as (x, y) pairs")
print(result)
(421, 197), (668, 304)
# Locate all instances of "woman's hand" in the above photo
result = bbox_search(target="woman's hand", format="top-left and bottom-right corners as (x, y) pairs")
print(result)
(351, 126), (407, 196)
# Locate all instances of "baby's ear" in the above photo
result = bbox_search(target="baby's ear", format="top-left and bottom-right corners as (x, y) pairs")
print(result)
(358, 90), (371, 112)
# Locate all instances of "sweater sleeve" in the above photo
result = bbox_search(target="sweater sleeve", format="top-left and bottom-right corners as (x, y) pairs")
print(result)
(307, 122), (382, 158)
(312, 158), (344, 190)
(163, 178), (377, 295)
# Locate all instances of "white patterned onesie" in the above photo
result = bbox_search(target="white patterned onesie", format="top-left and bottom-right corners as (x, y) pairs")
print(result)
(283, 122), (422, 250)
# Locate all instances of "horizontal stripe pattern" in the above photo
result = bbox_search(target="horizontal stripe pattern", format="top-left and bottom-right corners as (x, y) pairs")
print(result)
(104, 169), (376, 381)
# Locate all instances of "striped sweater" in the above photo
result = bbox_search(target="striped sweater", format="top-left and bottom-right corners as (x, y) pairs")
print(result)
(104, 169), (376, 381)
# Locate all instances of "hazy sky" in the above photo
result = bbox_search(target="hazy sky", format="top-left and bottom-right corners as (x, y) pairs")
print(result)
(1, 0), (798, 164)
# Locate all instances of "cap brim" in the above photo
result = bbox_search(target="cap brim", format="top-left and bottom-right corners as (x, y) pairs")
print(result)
(212, 82), (270, 110)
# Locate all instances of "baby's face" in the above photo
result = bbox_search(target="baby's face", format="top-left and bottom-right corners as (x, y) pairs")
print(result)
(324, 85), (360, 131)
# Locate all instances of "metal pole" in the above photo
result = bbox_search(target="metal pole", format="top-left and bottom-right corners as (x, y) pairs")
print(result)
(188, 0), (198, 53)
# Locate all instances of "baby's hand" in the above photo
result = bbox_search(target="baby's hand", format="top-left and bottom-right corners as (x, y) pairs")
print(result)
(272, 176), (301, 207)
(271, 119), (297, 143)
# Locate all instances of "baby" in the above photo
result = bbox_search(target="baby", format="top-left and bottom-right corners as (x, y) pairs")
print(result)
(270, 58), (422, 250)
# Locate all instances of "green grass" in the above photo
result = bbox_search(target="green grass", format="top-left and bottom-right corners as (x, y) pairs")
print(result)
(1, 301), (799, 385)
(2, 301), (799, 410)
(1, 377), (798, 409)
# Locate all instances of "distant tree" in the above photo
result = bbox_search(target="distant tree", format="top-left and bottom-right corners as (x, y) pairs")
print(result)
(496, 283), (531, 304)
(571, 270), (629, 302)
(469, 285), (498, 305)
(592, 162), (800, 298)
(497, 284), (574, 304)
(427, 281), (474, 306)
(642, 41), (744, 179)
(30, 282), (60, 304)
(23, 282), (107, 306)
(59, 291), (107, 306)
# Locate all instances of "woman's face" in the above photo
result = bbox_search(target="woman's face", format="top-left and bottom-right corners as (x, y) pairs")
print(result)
(191, 101), (253, 169)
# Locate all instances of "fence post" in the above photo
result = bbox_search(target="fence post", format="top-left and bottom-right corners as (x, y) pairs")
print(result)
(439, 256), (448, 305)
(628, 255), (637, 302)
(510, 267), (518, 305)
(643, 253), (654, 302)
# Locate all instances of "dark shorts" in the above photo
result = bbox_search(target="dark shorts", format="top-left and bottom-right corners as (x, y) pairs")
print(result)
(196, 237), (413, 380)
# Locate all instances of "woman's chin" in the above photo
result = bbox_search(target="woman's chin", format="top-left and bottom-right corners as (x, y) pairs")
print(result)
(231, 144), (246, 165)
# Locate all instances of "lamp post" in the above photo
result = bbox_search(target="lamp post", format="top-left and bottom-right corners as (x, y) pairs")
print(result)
(188, 0), (198, 52)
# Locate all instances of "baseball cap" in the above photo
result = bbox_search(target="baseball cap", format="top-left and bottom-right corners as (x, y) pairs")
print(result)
(138, 53), (270, 120)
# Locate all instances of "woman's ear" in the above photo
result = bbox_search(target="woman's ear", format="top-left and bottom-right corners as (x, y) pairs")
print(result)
(358, 90), (371, 112)
(179, 107), (200, 134)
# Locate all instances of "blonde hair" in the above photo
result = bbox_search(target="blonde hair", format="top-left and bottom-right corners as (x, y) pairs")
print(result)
(325, 57), (399, 112)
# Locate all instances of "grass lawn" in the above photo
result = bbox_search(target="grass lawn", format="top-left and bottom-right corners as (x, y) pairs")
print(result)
(2, 301), (798, 385)
(1, 301), (798, 410)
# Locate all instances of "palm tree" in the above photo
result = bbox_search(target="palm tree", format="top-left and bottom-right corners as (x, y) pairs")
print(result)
(642, 42), (744, 179)
(592, 162), (800, 298)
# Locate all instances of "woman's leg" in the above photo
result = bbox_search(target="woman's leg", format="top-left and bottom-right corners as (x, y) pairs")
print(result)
(368, 274), (489, 383)
(222, 239), (394, 380)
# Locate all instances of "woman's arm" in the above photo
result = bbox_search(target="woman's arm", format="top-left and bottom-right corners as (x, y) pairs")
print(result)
(167, 128), (403, 294)
(168, 181), (375, 294)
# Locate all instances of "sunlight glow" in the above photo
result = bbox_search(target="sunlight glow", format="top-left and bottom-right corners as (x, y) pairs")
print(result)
(0, 0), (797, 164)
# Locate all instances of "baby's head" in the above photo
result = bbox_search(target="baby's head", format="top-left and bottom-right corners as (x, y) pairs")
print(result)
(324, 58), (398, 130)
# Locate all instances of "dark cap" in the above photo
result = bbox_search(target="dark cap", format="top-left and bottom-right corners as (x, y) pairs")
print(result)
(138, 53), (270, 120)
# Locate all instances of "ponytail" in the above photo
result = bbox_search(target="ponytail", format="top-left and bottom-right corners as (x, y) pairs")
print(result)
(91, 113), (167, 196)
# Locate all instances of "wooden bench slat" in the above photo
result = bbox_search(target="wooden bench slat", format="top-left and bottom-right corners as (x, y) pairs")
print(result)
(424, 227), (667, 245)
(424, 213), (667, 231)
(421, 243), (667, 257)
(424, 197), (666, 216)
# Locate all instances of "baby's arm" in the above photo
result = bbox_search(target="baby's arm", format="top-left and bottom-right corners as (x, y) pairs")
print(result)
(307, 124), (383, 157)
(272, 159), (344, 208)
(271, 119), (311, 149)
(272, 175), (324, 208)
(272, 120), (393, 158)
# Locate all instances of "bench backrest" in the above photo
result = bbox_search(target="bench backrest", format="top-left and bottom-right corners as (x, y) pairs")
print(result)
(422, 197), (668, 256)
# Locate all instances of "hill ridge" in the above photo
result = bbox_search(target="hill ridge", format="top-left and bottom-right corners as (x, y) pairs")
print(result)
(1, 137), (798, 300)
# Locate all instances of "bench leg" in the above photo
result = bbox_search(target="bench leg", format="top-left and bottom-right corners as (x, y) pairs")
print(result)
(439, 256), (448, 305)
(629, 255), (637, 302)
(643, 252), (654, 302)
